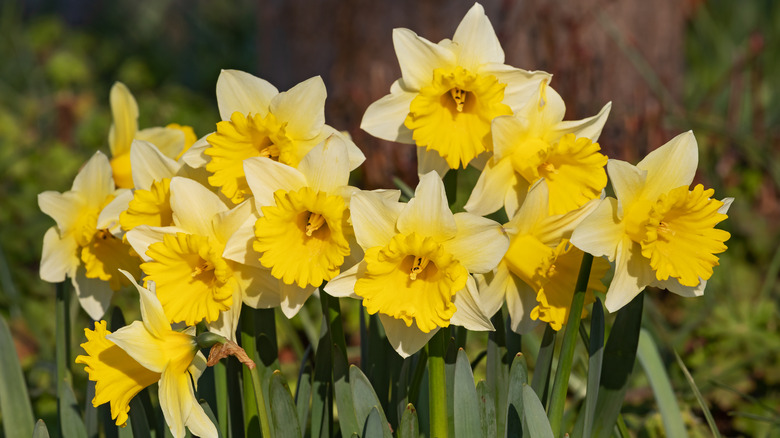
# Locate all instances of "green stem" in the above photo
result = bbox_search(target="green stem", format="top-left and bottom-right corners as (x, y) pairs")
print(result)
(427, 328), (449, 438)
(214, 361), (229, 438)
(249, 360), (273, 438)
(320, 289), (348, 362)
(241, 308), (273, 438)
(548, 253), (594, 437)
(55, 282), (70, 385)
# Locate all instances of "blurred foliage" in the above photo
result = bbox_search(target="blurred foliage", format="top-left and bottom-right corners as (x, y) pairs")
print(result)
(0, 0), (778, 436)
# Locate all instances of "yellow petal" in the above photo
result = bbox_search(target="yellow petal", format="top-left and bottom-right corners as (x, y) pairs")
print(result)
(109, 82), (139, 157)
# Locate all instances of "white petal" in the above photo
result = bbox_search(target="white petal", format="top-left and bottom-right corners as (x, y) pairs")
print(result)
(473, 265), (506, 318)
(170, 177), (228, 238)
(490, 115), (526, 160)
(416, 147), (450, 178)
(130, 140), (182, 190)
(73, 151), (115, 208)
(119, 269), (170, 339)
(207, 296), (241, 342)
(550, 101), (612, 142)
(38, 191), (84, 234)
(126, 225), (186, 262)
(464, 158), (513, 216)
(719, 197), (734, 214)
(188, 352), (207, 387)
(157, 370), (192, 438)
(350, 190), (404, 250)
(507, 179), (549, 236)
(378, 314), (437, 358)
(452, 3), (504, 69)
(393, 28), (456, 91)
(222, 219), (262, 267)
(236, 264), (283, 309)
(107, 321), (167, 373)
(604, 239), (654, 312)
(270, 76), (326, 140)
(72, 265), (113, 320)
(450, 276), (494, 331)
(651, 277), (706, 298)
(397, 172), (457, 240)
(482, 65), (551, 113)
(506, 279), (541, 334)
(135, 127), (185, 160)
(570, 198), (623, 262)
(108, 82), (138, 156)
(504, 177), (529, 219)
(212, 200), (254, 244)
(216, 69), (278, 121)
(243, 158), (307, 209)
(607, 159), (647, 217)
(534, 196), (601, 246)
(637, 131), (698, 201)
(40, 227), (79, 283)
(279, 283), (315, 318)
(180, 134), (212, 169)
(445, 213), (508, 273)
(323, 262), (362, 299)
(298, 136), (350, 193)
(97, 189), (133, 231)
(360, 88), (416, 143)
(469, 151), (490, 171)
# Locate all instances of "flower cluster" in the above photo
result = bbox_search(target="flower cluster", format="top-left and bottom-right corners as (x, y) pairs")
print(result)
(38, 3), (731, 436)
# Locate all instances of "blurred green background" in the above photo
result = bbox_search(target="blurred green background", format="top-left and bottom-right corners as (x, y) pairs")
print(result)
(1, 0), (778, 436)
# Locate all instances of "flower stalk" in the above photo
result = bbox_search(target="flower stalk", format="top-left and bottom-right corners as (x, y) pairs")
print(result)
(427, 327), (449, 438)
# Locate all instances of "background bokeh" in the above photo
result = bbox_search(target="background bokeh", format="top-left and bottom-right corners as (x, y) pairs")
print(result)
(1, 0), (778, 435)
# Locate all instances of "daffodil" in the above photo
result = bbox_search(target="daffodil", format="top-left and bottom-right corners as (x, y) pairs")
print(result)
(222, 135), (363, 317)
(361, 2), (550, 173)
(181, 70), (364, 204)
(108, 82), (192, 188)
(325, 171), (506, 357)
(125, 177), (280, 339)
(465, 80), (611, 217)
(76, 270), (216, 438)
(475, 180), (608, 333)
(39, 151), (141, 319)
(570, 131), (732, 312)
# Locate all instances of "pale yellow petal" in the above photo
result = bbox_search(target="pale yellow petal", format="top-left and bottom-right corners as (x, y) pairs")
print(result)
(181, 134), (212, 169)
(449, 276), (494, 331)
(392, 28), (456, 91)
(607, 159), (647, 217)
(452, 3), (504, 68)
(109, 82), (139, 156)
(481, 65), (551, 113)
(551, 101), (612, 142)
(135, 127), (185, 160)
(651, 277), (706, 298)
(570, 197), (623, 262)
(637, 131), (698, 202)
(126, 225), (186, 263)
(298, 136), (350, 194)
(416, 147), (450, 178)
(236, 264), (283, 308)
(279, 283), (316, 318)
(169, 177), (228, 238)
(157, 370), (190, 438)
(360, 87), (416, 144)
(534, 196), (601, 247)
(243, 157), (307, 209)
(604, 238), (654, 312)
(378, 314), (437, 358)
(72, 265), (114, 320)
(473, 263), (508, 318)
(216, 69), (278, 121)
(490, 115), (527, 161)
(221, 220), (262, 267)
(504, 177), (530, 219)
(106, 321), (168, 373)
(464, 158), (513, 216)
(397, 172), (457, 241)
(40, 227), (79, 283)
(38, 191), (84, 234)
(444, 213), (508, 273)
(269, 76), (326, 140)
(350, 190), (404, 250)
(130, 140), (182, 190)
(506, 278), (541, 334)
(213, 200), (254, 244)
(97, 190), (133, 231)
(73, 151), (115, 208)
(119, 269), (171, 339)
(507, 179), (549, 236)
(324, 262), (362, 299)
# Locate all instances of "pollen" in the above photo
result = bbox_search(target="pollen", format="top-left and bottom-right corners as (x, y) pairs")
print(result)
(409, 256), (430, 280)
(450, 88), (466, 112)
(305, 212), (327, 237)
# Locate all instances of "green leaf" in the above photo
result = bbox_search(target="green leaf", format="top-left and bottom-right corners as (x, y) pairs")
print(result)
(522, 384), (554, 438)
(32, 420), (50, 438)
(591, 293), (644, 438)
(295, 351), (313, 436)
(350, 365), (393, 438)
(58, 379), (87, 438)
(486, 311), (509, 437)
(637, 329), (688, 438)
(333, 343), (361, 437)
(270, 370), (303, 438)
(476, 381), (497, 438)
(674, 351), (722, 438)
(127, 395), (151, 438)
(362, 407), (385, 438)
(0, 315), (35, 438)
(505, 353), (528, 437)
(453, 349), (481, 438)
(84, 380), (98, 438)
(311, 317), (333, 438)
(398, 403), (419, 438)
(530, 324), (556, 407)
(583, 298), (605, 438)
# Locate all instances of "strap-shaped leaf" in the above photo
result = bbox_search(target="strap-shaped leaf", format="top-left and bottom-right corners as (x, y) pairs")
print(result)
(453, 349), (481, 437)
(270, 370), (302, 438)
(350, 365), (392, 438)
(637, 329), (687, 438)
(397, 403), (419, 438)
(0, 316), (35, 437)
(522, 384), (554, 438)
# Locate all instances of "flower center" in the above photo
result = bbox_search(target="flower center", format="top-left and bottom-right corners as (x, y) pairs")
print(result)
(305, 212), (326, 237)
(450, 88), (467, 112)
(192, 261), (215, 278)
(409, 255), (430, 280)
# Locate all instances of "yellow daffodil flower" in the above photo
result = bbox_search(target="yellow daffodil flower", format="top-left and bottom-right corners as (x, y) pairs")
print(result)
(125, 177), (280, 340)
(180, 70), (364, 204)
(222, 135), (363, 318)
(76, 270), (216, 438)
(108, 82), (192, 188)
(475, 180), (608, 333)
(570, 131), (733, 312)
(39, 151), (141, 319)
(361, 3), (550, 173)
(325, 171), (507, 357)
(465, 80), (611, 217)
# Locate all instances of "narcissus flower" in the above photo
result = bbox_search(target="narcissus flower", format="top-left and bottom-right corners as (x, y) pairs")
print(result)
(465, 80), (611, 217)
(107, 82), (191, 188)
(571, 131), (732, 312)
(476, 180), (607, 333)
(326, 172), (507, 357)
(76, 270), (216, 438)
(39, 151), (141, 319)
(126, 177), (279, 339)
(223, 135), (363, 317)
(361, 3), (549, 172)
(182, 70), (364, 204)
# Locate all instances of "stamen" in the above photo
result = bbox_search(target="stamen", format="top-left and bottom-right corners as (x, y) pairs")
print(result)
(259, 145), (280, 160)
(409, 256), (430, 280)
(658, 221), (674, 236)
(450, 88), (466, 112)
(192, 261), (214, 277)
(305, 212), (326, 237)
(546, 264), (557, 277)
(540, 162), (557, 174)
(96, 229), (114, 240)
